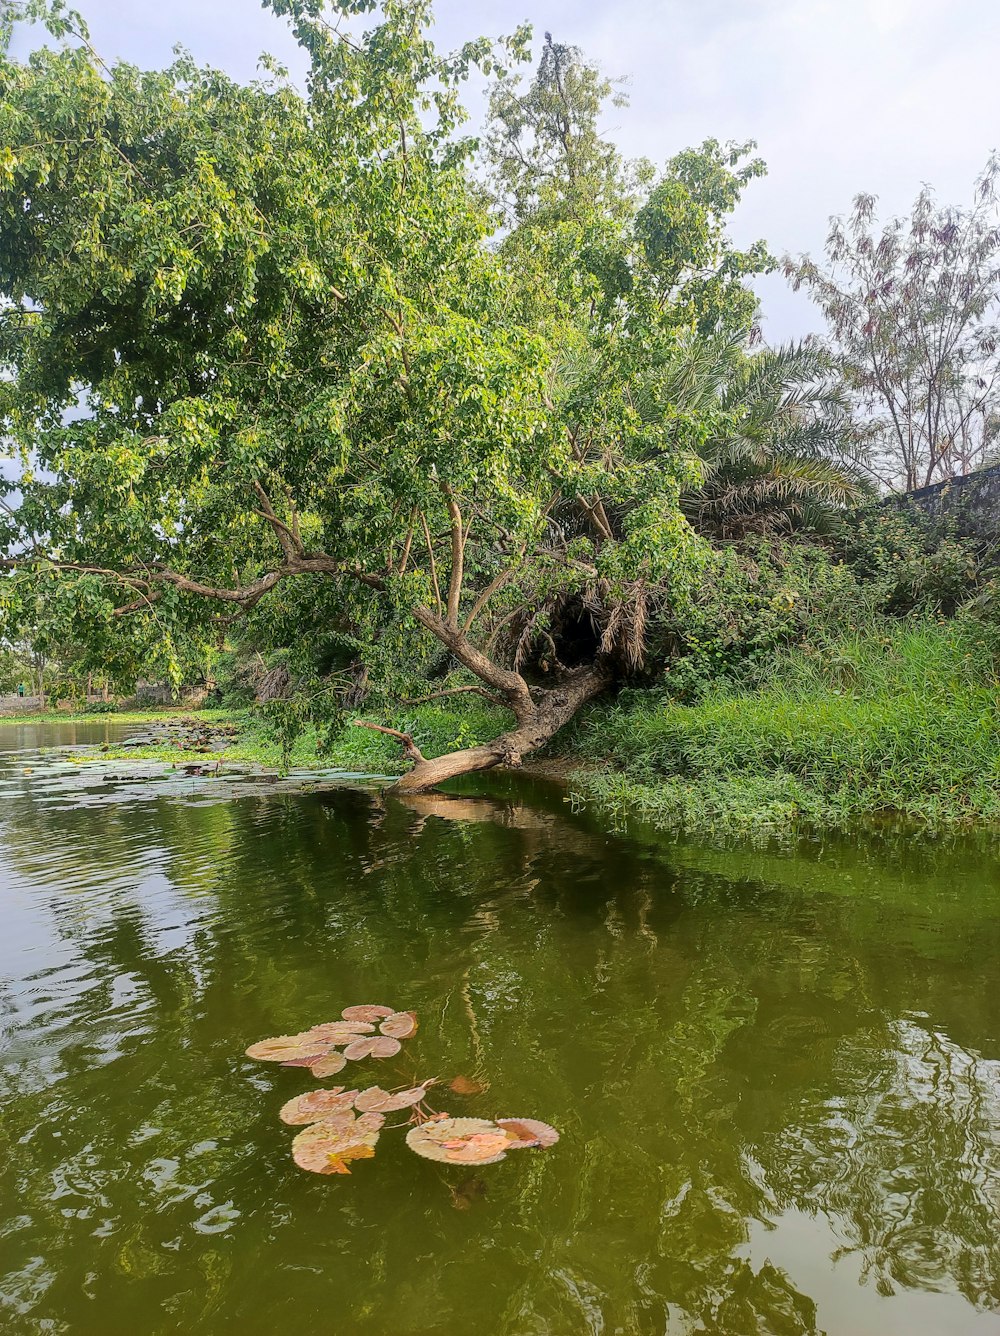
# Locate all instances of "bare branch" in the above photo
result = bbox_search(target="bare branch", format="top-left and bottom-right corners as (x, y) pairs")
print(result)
(418, 510), (442, 615)
(402, 684), (508, 709)
(441, 482), (464, 628)
(397, 507), (416, 575)
(252, 481), (301, 560)
(351, 720), (425, 763)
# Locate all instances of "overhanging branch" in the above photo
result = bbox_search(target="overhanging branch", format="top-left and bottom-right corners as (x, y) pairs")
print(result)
(351, 720), (425, 763)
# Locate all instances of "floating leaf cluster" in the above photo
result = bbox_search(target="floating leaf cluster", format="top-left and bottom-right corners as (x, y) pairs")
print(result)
(246, 1004), (559, 1184)
(406, 1116), (559, 1165)
(245, 1005), (416, 1078)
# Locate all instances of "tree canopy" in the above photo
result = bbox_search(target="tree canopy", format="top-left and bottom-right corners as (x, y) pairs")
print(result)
(0, 0), (816, 785)
(786, 162), (1000, 491)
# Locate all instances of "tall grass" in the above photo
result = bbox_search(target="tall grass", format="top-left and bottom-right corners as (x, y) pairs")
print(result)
(571, 619), (1000, 833)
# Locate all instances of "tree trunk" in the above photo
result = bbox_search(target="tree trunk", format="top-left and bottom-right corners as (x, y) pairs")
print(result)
(383, 665), (610, 795)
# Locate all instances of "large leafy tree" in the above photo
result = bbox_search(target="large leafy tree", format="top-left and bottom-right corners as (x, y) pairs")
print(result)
(786, 162), (1000, 491)
(487, 40), (861, 541)
(0, 3), (770, 789)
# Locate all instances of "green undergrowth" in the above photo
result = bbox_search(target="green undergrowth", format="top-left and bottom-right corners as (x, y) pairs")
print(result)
(86, 701), (512, 773)
(311, 701), (513, 773)
(568, 619), (1000, 835)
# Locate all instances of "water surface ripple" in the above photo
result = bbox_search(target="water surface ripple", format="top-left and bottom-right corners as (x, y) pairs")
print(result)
(1, 723), (999, 1335)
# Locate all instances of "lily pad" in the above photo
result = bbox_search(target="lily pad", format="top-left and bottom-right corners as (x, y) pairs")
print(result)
(406, 1117), (511, 1166)
(444, 1132), (511, 1163)
(448, 1075), (487, 1097)
(324, 1144), (376, 1175)
(379, 1011), (418, 1040)
(305, 1020), (375, 1042)
(341, 1005), (395, 1023)
(343, 1035), (402, 1061)
(279, 1051), (334, 1068)
(353, 1110), (387, 1137)
(245, 1034), (327, 1063)
(291, 1119), (381, 1176)
(496, 1117), (560, 1149)
(308, 1051), (348, 1078)
(354, 1082), (430, 1113)
(279, 1088), (360, 1126)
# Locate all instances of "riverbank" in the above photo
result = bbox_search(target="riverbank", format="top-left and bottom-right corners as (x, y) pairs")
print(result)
(567, 619), (1000, 835)
(12, 617), (1000, 835)
(298, 618), (1000, 836)
(0, 708), (228, 727)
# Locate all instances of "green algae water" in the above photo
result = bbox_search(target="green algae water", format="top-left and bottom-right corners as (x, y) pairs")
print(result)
(1, 723), (999, 1335)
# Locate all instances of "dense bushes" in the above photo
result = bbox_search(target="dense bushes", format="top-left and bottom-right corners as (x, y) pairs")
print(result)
(571, 617), (1000, 833)
(641, 507), (986, 706)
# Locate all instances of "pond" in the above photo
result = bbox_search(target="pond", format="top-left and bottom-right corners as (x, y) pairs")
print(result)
(1, 722), (999, 1335)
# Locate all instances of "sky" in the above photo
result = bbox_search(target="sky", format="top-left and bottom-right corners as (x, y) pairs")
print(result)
(7, 0), (1000, 341)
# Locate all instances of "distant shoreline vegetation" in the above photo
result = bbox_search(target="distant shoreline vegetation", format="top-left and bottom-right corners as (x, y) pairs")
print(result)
(10, 611), (1000, 838)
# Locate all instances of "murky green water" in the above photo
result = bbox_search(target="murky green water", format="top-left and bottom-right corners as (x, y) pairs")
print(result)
(1, 722), (999, 1335)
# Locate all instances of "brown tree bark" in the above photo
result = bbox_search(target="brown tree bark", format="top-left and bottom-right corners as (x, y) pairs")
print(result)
(355, 664), (610, 795)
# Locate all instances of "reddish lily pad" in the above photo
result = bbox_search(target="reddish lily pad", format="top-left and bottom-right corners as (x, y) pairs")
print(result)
(324, 1144), (376, 1175)
(343, 1035), (402, 1061)
(353, 1110), (387, 1137)
(292, 1119), (381, 1175)
(341, 1005), (395, 1023)
(308, 1051), (348, 1078)
(354, 1083), (430, 1114)
(305, 1020), (375, 1043)
(449, 1075), (487, 1097)
(406, 1117), (510, 1166)
(279, 1050), (333, 1068)
(245, 1034), (327, 1063)
(280, 1088), (360, 1126)
(379, 1011), (418, 1040)
(496, 1118), (560, 1149)
(444, 1132), (511, 1163)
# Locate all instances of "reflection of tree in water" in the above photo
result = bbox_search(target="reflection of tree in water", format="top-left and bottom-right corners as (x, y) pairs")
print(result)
(758, 1018), (1000, 1308)
(0, 776), (998, 1333)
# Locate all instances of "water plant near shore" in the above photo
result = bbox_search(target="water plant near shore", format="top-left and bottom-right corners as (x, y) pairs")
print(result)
(571, 618), (1000, 834)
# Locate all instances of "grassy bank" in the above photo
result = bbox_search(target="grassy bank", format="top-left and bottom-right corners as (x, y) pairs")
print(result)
(568, 619), (1000, 835)
(12, 620), (1000, 836)
(0, 708), (225, 726)
(18, 700), (513, 774)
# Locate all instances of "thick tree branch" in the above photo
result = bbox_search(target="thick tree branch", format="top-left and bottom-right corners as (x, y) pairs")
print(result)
(252, 481), (301, 560)
(463, 567), (516, 632)
(3, 551), (386, 607)
(413, 604), (536, 721)
(386, 664), (612, 794)
(441, 482), (464, 628)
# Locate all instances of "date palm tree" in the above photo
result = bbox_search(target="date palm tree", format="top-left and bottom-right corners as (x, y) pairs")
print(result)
(651, 335), (868, 537)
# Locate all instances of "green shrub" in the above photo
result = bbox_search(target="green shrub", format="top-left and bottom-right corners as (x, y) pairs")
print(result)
(572, 618), (1000, 832)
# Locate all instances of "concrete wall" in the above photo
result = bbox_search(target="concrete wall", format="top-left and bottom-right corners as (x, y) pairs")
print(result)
(0, 694), (43, 714)
(890, 464), (1000, 540)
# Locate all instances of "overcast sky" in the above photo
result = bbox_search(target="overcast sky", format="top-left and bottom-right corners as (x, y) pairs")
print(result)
(8, 0), (1000, 341)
